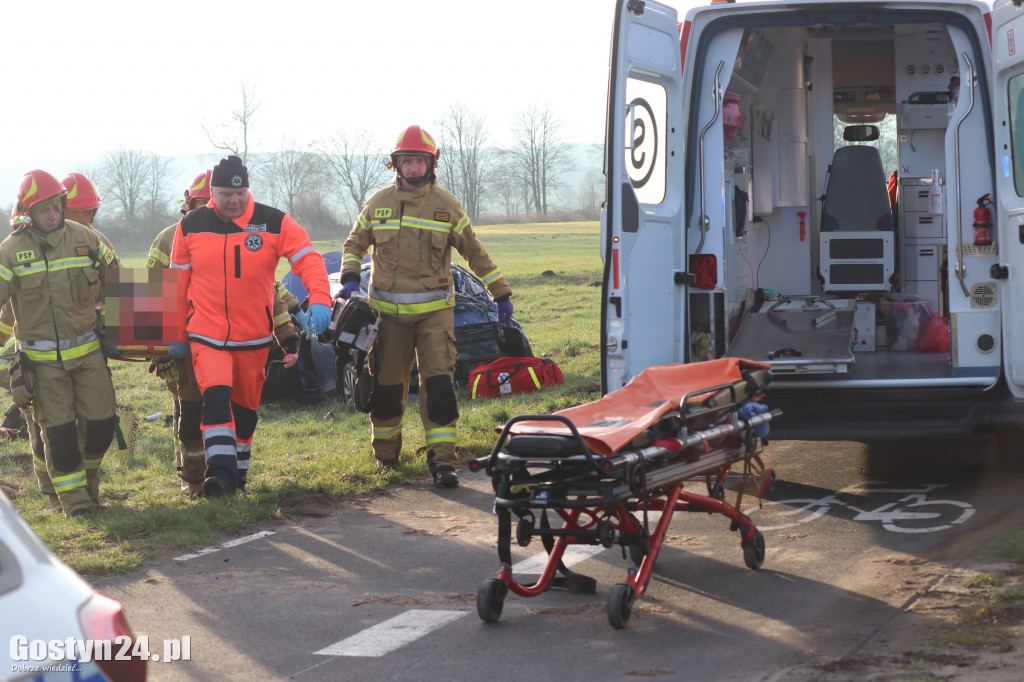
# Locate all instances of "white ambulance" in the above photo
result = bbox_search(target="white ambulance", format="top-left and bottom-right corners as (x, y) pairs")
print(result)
(602, 0), (1024, 439)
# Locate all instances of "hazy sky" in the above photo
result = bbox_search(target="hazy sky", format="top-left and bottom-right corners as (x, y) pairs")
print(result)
(1, 0), (701, 202)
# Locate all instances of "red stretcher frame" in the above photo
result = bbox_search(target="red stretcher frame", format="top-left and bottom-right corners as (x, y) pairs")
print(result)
(469, 358), (780, 628)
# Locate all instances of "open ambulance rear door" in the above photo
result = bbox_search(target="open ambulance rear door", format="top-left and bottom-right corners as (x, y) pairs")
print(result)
(602, 0), (687, 393)
(991, 0), (1024, 399)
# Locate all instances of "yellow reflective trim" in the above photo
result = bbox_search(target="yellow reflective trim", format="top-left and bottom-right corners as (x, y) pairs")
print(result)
(342, 253), (362, 265)
(0, 321), (12, 336)
(401, 216), (450, 232)
(471, 374), (481, 399)
(52, 471), (87, 492)
(370, 297), (454, 315)
(33, 456), (47, 471)
(0, 265), (12, 281)
(454, 216), (470, 235)
(12, 262), (46, 277)
(23, 338), (100, 363)
(373, 425), (402, 440)
(273, 311), (291, 326)
(146, 247), (170, 268)
(527, 367), (542, 389)
(425, 428), (456, 444)
(23, 178), (38, 202)
(481, 269), (502, 285)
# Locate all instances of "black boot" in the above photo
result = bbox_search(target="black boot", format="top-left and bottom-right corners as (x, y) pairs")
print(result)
(426, 450), (459, 488)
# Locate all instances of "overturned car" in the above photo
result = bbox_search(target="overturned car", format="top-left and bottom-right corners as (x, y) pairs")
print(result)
(263, 254), (530, 403)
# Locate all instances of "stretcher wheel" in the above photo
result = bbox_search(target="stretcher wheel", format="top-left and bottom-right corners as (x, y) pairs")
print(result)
(607, 583), (636, 629)
(742, 531), (765, 570)
(477, 578), (508, 623)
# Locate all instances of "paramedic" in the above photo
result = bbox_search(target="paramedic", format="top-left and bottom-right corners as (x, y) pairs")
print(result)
(0, 170), (118, 517)
(148, 170), (303, 496)
(170, 155), (331, 498)
(339, 125), (513, 488)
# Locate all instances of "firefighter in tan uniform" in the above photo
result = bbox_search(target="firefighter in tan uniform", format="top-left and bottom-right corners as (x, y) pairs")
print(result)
(0, 170), (117, 517)
(340, 125), (514, 487)
(147, 170), (303, 496)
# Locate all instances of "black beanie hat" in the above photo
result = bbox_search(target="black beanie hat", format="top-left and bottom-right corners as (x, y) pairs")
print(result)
(211, 155), (249, 188)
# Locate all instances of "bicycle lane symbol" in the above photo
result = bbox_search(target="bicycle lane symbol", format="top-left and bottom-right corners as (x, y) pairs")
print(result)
(743, 482), (975, 534)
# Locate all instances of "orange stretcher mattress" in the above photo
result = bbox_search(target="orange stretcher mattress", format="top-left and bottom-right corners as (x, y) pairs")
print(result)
(509, 358), (770, 456)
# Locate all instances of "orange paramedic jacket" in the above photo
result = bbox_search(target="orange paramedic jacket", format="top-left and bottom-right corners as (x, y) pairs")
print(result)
(170, 192), (330, 350)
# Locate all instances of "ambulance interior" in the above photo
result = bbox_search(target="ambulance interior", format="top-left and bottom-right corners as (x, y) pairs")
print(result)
(691, 16), (1002, 387)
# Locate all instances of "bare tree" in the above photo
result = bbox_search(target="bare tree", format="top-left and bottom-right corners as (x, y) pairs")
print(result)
(576, 169), (605, 217)
(96, 147), (175, 226)
(261, 139), (322, 219)
(489, 149), (526, 219)
(318, 131), (391, 218)
(203, 83), (262, 164)
(434, 103), (490, 222)
(509, 104), (573, 217)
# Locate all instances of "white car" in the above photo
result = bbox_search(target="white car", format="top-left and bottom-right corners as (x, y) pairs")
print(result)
(0, 491), (147, 681)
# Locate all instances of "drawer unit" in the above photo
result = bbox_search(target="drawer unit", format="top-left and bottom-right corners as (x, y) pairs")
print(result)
(902, 241), (942, 281)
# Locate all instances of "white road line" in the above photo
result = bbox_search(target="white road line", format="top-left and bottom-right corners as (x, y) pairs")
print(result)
(511, 543), (608, 575)
(173, 530), (276, 561)
(314, 609), (466, 657)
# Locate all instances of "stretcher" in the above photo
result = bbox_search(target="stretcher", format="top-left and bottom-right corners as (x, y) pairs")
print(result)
(469, 357), (780, 628)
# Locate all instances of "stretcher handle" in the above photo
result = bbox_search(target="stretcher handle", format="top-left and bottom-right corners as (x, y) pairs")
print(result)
(469, 414), (605, 476)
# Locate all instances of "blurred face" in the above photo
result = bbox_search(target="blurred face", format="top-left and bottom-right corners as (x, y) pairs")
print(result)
(65, 206), (97, 226)
(211, 186), (248, 220)
(398, 154), (430, 188)
(29, 196), (64, 233)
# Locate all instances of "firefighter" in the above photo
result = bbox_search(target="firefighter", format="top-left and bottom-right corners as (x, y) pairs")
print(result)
(0, 170), (118, 517)
(339, 125), (514, 487)
(170, 155), (331, 498)
(61, 172), (119, 258)
(148, 170), (303, 496)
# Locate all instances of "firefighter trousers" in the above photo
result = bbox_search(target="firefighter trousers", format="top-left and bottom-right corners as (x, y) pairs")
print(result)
(369, 307), (459, 466)
(30, 350), (116, 515)
(164, 356), (205, 494)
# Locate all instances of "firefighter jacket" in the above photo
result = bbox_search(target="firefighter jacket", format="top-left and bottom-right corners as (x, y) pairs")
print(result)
(169, 193), (330, 350)
(150, 224), (300, 342)
(341, 180), (511, 315)
(0, 220), (115, 365)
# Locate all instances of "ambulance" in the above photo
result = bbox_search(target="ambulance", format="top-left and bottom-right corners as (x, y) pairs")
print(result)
(602, 0), (1024, 438)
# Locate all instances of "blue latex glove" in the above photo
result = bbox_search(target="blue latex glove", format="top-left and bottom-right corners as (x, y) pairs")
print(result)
(167, 342), (190, 359)
(294, 309), (311, 329)
(308, 303), (331, 334)
(496, 298), (514, 323)
(340, 281), (360, 300)
(102, 345), (121, 358)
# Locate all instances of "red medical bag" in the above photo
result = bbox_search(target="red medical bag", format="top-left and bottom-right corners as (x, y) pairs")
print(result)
(468, 356), (563, 399)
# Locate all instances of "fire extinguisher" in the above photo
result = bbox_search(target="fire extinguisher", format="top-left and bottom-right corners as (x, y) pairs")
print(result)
(973, 194), (993, 246)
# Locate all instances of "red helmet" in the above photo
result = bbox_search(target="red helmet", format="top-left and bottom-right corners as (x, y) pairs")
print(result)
(13, 170), (67, 227)
(185, 170), (213, 205)
(62, 172), (101, 209)
(391, 125), (439, 165)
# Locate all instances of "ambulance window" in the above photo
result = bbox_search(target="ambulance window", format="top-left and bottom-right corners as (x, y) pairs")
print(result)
(625, 77), (667, 205)
(1010, 74), (1024, 196)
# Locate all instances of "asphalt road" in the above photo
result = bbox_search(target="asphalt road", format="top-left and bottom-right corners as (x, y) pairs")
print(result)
(94, 434), (1024, 681)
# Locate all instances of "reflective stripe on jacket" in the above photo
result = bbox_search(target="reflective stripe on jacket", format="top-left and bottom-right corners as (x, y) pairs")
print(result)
(169, 193), (329, 350)
(0, 220), (110, 365)
(341, 180), (511, 313)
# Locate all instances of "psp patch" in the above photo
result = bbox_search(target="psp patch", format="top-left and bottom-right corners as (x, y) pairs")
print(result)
(433, 211), (451, 223)
(244, 234), (264, 252)
(15, 250), (35, 263)
(373, 208), (392, 219)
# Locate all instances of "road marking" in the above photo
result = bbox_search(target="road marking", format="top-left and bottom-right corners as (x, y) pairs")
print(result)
(511, 544), (607, 574)
(314, 609), (466, 657)
(173, 530), (276, 561)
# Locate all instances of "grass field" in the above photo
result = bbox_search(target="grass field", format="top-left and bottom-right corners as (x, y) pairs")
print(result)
(0, 221), (603, 576)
